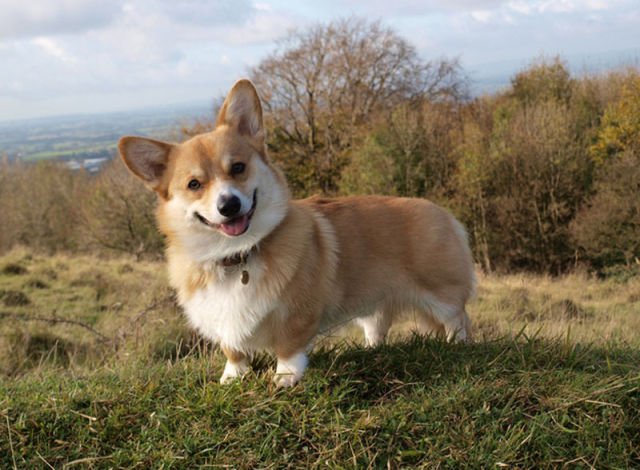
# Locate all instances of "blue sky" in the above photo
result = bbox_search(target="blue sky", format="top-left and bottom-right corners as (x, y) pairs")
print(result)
(0, 0), (638, 121)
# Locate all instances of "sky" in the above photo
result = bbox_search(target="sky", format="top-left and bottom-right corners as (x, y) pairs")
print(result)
(0, 0), (638, 121)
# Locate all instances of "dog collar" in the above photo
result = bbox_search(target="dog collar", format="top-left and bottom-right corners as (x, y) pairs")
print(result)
(218, 247), (256, 285)
(220, 251), (249, 267)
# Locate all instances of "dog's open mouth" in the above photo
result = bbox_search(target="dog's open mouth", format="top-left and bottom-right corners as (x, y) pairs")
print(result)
(195, 189), (257, 237)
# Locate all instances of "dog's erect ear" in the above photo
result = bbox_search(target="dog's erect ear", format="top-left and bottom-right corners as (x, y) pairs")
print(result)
(216, 79), (264, 139)
(119, 136), (173, 191)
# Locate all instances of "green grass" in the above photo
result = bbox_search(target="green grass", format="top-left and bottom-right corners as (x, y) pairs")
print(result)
(1, 249), (639, 467)
(1, 336), (639, 468)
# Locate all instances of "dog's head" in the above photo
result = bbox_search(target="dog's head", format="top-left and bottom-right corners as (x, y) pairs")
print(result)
(119, 79), (289, 262)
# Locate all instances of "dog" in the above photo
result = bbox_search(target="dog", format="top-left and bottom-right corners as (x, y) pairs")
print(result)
(119, 79), (475, 387)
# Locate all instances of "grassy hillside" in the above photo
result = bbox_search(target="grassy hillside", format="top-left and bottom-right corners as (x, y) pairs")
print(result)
(1, 250), (639, 467)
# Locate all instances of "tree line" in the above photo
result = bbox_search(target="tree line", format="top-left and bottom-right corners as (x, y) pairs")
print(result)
(1, 18), (638, 274)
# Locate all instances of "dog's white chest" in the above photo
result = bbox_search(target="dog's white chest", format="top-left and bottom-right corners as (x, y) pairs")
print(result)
(183, 267), (277, 351)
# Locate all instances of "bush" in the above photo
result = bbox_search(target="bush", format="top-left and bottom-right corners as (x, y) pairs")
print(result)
(452, 96), (593, 273)
(79, 159), (164, 260)
(510, 56), (574, 105)
(0, 161), (84, 253)
(571, 150), (640, 267)
(340, 100), (460, 200)
(590, 73), (640, 164)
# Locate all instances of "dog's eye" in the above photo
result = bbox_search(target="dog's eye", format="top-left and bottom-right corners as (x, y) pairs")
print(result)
(187, 179), (201, 191)
(230, 162), (245, 176)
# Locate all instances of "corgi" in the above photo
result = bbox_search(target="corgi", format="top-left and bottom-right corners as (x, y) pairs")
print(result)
(119, 79), (475, 387)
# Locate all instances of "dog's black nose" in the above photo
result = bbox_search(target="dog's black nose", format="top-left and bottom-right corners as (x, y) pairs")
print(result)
(217, 194), (242, 217)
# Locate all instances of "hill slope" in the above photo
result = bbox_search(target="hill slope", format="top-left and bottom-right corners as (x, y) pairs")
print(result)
(0, 250), (639, 467)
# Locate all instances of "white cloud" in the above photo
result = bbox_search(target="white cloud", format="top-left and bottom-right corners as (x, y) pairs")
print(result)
(7, 80), (24, 92)
(161, 0), (254, 26)
(0, 0), (299, 112)
(510, 0), (612, 15)
(324, 0), (621, 20)
(78, 0), (296, 68)
(325, 0), (508, 16)
(427, 0), (506, 10)
(212, 8), (300, 46)
(32, 37), (77, 63)
(507, 1), (532, 15)
(471, 10), (493, 22)
(0, 0), (124, 38)
(585, 0), (609, 10)
(0, 0), (261, 40)
(465, 0), (622, 26)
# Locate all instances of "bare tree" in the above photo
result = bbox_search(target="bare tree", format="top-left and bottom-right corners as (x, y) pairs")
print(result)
(250, 17), (467, 195)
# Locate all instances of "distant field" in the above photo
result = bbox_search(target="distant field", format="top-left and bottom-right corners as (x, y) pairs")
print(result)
(0, 250), (638, 467)
(0, 103), (211, 163)
(24, 144), (119, 161)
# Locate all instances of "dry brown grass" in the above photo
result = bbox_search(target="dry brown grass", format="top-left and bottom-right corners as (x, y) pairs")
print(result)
(1, 249), (639, 376)
(472, 270), (640, 345)
(0, 248), (188, 375)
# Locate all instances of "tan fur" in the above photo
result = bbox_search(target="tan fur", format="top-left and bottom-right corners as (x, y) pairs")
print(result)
(119, 79), (475, 386)
(221, 346), (246, 365)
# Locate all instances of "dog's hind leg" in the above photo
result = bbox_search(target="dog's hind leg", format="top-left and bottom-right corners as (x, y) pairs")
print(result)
(441, 309), (471, 342)
(356, 309), (392, 347)
(414, 310), (446, 338)
(420, 294), (471, 343)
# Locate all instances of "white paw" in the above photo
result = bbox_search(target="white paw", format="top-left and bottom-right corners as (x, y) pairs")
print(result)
(220, 372), (240, 384)
(446, 327), (468, 343)
(219, 360), (249, 384)
(273, 352), (307, 388)
(273, 373), (300, 388)
(364, 334), (384, 347)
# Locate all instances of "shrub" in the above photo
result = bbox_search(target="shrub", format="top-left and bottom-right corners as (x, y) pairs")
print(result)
(510, 56), (574, 105)
(341, 100), (461, 201)
(0, 161), (84, 253)
(571, 150), (640, 267)
(590, 72), (640, 164)
(79, 159), (164, 260)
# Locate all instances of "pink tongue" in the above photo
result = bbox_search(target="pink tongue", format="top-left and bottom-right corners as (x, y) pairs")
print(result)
(220, 215), (249, 236)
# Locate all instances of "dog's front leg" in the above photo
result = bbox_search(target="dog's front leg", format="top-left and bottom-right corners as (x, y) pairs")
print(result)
(273, 351), (308, 388)
(272, 311), (318, 387)
(220, 346), (249, 384)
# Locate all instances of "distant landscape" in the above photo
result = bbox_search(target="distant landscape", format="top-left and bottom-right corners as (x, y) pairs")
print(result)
(0, 103), (211, 172)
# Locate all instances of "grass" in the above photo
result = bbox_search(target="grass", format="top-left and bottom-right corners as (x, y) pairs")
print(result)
(0, 249), (639, 468)
(472, 271), (640, 346)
